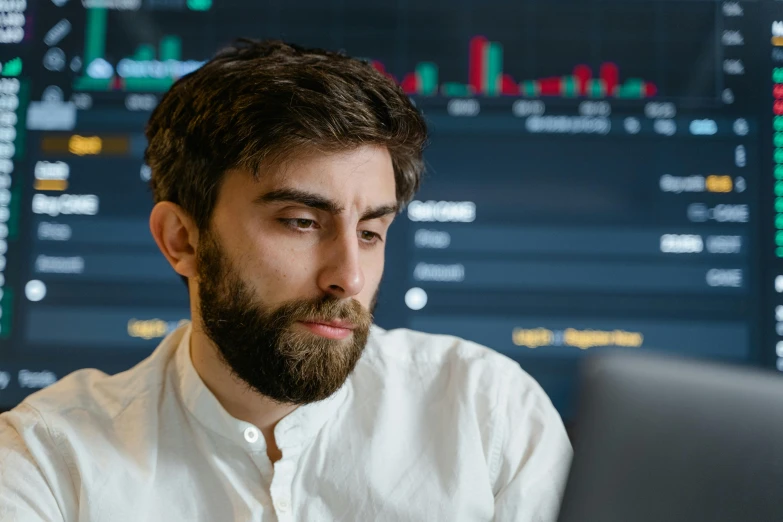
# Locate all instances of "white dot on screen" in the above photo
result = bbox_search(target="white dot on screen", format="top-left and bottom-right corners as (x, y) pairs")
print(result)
(25, 280), (46, 302)
(405, 287), (428, 311)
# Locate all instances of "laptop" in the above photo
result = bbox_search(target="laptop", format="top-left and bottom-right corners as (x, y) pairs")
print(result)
(558, 352), (783, 522)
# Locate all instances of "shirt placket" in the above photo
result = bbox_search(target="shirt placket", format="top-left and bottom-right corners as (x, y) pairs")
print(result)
(240, 425), (276, 520)
(240, 423), (303, 521)
(270, 458), (297, 520)
(270, 427), (303, 522)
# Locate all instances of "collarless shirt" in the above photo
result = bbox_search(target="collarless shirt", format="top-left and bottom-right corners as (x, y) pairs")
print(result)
(0, 322), (572, 522)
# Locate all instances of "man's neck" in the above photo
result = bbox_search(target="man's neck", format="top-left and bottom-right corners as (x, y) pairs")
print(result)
(188, 325), (297, 462)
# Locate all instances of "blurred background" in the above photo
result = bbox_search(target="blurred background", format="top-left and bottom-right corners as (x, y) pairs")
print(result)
(0, 0), (778, 421)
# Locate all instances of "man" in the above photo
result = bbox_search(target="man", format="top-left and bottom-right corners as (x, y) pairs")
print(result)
(0, 40), (571, 521)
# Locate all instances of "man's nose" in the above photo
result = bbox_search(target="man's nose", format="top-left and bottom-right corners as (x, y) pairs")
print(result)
(316, 231), (365, 299)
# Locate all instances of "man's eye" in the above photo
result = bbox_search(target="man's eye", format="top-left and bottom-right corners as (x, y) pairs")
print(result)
(360, 230), (383, 244)
(281, 218), (317, 230)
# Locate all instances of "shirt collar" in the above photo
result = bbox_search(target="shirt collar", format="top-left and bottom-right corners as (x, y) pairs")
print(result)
(171, 321), (350, 453)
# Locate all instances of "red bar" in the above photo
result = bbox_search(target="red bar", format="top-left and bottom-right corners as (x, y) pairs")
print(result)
(371, 60), (386, 74)
(573, 64), (591, 96)
(539, 77), (561, 96)
(469, 36), (487, 95)
(644, 82), (658, 97)
(401, 73), (418, 95)
(500, 74), (519, 95)
(371, 60), (397, 82)
(775, 100), (783, 115)
(600, 62), (619, 97)
(774, 84), (783, 99)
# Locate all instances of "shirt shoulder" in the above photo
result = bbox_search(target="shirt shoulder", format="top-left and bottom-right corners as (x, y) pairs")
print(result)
(6, 324), (185, 435)
(362, 324), (539, 392)
(0, 326), (187, 521)
(357, 325), (570, 494)
(357, 324), (558, 442)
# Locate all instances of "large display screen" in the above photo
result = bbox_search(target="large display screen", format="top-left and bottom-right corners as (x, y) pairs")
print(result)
(1, 0), (781, 418)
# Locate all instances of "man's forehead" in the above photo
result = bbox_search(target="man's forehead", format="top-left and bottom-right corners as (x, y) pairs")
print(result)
(244, 148), (396, 205)
(271, 146), (394, 180)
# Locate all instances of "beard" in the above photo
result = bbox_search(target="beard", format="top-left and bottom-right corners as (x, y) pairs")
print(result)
(196, 228), (374, 405)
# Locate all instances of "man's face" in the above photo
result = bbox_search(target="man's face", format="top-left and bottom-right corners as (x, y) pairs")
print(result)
(195, 145), (397, 404)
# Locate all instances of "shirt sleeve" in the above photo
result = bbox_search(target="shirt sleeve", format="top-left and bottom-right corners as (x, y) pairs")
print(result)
(490, 367), (573, 522)
(0, 403), (75, 522)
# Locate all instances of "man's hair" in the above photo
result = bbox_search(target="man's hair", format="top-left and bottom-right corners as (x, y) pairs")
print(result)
(145, 38), (428, 231)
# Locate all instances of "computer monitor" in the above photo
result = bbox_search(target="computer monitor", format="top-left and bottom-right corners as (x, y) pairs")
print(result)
(1, 0), (782, 417)
(559, 352), (783, 522)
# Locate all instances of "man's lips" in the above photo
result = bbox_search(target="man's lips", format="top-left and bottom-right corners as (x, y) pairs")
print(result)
(298, 319), (355, 340)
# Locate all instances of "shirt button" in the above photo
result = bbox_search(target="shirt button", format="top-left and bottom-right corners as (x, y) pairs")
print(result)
(243, 426), (259, 443)
(276, 498), (291, 513)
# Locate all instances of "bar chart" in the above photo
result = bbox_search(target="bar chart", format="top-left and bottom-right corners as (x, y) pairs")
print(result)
(73, 8), (203, 92)
(382, 36), (658, 99)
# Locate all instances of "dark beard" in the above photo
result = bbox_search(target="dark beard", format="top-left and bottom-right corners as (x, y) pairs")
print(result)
(196, 228), (373, 405)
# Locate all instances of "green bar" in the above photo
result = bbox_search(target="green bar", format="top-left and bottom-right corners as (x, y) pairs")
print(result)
(134, 44), (155, 61)
(776, 116), (783, 131)
(1, 58), (21, 77)
(776, 165), (783, 179)
(617, 79), (644, 99)
(159, 35), (181, 61)
(85, 8), (107, 66)
(776, 198), (783, 213)
(7, 183), (19, 237)
(629, 79), (644, 98)
(777, 247), (783, 257)
(775, 68), (783, 83)
(12, 80), (27, 161)
(521, 81), (539, 97)
(0, 288), (13, 338)
(73, 76), (111, 90)
(776, 181), (783, 196)
(125, 77), (175, 92)
(776, 149), (783, 164)
(441, 82), (472, 97)
(416, 62), (438, 96)
(562, 76), (577, 97)
(187, 0), (212, 10)
(485, 42), (502, 96)
(587, 79), (605, 98)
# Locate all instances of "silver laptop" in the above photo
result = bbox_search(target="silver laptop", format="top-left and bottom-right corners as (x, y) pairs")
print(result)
(558, 352), (783, 522)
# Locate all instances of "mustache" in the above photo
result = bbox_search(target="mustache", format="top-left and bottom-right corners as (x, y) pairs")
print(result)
(266, 295), (373, 330)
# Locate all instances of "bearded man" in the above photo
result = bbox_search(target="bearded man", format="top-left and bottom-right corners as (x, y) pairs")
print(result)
(0, 39), (572, 522)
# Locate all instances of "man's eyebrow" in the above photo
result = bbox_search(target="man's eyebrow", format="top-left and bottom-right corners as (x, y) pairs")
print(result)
(255, 188), (399, 220)
(255, 188), (343, 214)
(360, 204), (399, 221)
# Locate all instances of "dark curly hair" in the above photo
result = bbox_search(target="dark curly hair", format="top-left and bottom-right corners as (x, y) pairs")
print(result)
(145, 38), (428, 231)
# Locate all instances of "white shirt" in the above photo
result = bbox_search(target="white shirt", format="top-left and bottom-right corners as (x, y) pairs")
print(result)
(0, 322), (572, 522)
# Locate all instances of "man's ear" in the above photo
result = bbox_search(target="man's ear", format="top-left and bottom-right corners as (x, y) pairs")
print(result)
(149, 202), (200, 279)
